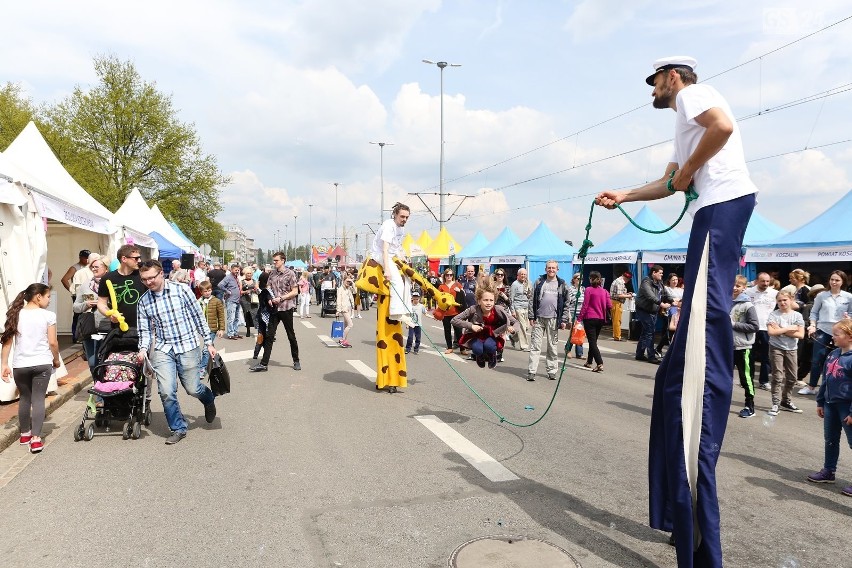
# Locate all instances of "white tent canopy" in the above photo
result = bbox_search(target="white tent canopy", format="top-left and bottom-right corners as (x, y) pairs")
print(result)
(113, 188), (160, 252)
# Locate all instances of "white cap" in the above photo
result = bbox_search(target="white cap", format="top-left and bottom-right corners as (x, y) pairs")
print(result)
(645, 56), (697, 85)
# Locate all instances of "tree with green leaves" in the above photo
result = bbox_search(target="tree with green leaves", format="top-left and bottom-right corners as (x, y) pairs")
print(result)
(42, 55), (227, 248)
(0, 83), (37, 151)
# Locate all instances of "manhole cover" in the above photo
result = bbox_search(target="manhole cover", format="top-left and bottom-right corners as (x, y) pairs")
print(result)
(449, 535), (581, 567)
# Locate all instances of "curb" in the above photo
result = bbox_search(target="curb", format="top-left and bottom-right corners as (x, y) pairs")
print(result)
(0, 370), (92, 453)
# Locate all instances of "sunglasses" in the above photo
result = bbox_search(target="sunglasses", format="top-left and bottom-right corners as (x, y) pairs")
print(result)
(125, 255), (142, 261)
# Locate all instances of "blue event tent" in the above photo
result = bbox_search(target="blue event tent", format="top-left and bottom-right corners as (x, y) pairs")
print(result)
(457, 232), (490, 260)
(745, 189), (852, 264)
(506, 222), (575, 279)
(151, 231), (183, 259)
(464, 227), (521, 264)
(579, 205), (681, 266)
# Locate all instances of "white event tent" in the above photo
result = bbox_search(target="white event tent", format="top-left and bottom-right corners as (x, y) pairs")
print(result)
(150, 204), (196, 253)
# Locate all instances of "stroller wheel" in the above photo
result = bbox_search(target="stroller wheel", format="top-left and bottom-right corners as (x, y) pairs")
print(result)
(143, 408), (152, 426)
(73, 423), (84, 442)
(84, 423), (95, 441)
(131, 422), (142, 440)
(122, 422), (131, 440)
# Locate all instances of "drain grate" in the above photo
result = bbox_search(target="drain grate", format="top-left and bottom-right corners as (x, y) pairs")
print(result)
(449, 535), (581, 567)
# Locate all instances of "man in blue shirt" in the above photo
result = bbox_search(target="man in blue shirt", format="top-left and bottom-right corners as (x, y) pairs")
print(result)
(137, 260), (218, 444)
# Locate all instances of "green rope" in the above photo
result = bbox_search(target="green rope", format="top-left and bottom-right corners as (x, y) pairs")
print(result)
(385, 172), (695, 427)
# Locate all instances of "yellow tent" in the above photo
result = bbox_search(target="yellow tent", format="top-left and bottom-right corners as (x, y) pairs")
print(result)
(401, 233), (415, 256)
(415, 230), (433, 253)
(425, 227), (463, 258)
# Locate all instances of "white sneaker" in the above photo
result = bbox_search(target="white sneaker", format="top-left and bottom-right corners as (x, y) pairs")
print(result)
(767, 404), (779, 417)
(798, 386), (817, 395)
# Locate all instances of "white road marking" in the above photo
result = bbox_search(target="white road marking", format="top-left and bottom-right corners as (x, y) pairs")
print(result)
(347, 360), (375, 379)
(301, 321), (316, 329)
(415, 415), (519, 482)
(220, 349), (256, 362)
(318, 335), (340, 347)
(418, 348), (465, 362)
(430, 325), (443, 331)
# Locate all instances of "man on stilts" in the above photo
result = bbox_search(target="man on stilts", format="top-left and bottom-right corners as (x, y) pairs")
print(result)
(596, 56), (758, 567)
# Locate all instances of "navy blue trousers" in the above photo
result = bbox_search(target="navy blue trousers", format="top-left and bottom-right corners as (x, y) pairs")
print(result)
(648, 193), (754, 568)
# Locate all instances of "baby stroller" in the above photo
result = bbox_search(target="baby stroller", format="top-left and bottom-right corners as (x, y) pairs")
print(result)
(73, 328), (152, 441)
(320, 289), (337, 317)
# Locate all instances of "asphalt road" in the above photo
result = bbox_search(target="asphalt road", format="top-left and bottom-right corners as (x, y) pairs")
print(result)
(0, 307), (848, 567)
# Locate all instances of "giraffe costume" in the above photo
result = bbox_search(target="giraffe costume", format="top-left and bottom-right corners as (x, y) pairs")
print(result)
(356, 258), (457, 392)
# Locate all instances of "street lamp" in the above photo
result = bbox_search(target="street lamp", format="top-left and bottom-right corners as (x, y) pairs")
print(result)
(422, 59), (461, 231)
(369, 141), (394, 226)
(274, 229), (281, 252)
(332, 182), (342, 246)
(309, 204), (316, 265)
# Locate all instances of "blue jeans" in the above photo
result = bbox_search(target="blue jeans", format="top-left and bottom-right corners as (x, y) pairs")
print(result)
(635, 310), (657, 359)
(808, 330), (832, 388)
(83, 337), (100, 376)
(470, 337), (497, 359)
(405, 327), (421, 352)
(199, 332), (217, 375)
(822, 401), (852, 471)
(226, 302), (239, 337)
(150, 346), (214, 434)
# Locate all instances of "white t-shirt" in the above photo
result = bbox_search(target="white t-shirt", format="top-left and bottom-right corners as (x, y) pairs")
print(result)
(370, 219), (405, 262)
(13, 308), (56, 368)
(671, 84), (759, 215)
(745, 286), (778, 330)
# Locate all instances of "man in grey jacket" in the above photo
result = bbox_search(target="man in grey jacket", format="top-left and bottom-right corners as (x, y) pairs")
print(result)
(509, 268), (532, 350)
(217, 264), (242, 339)
(526, 261), (571, 381)
(635, 265), (671, 364)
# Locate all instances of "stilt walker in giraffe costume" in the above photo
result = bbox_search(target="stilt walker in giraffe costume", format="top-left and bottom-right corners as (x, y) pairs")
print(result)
(356, 202), (457, 393)
(596, 57), (758, 567)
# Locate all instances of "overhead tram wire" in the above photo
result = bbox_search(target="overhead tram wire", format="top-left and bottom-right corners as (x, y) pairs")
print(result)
(448, 137), (852, 222)
(417, 14), (852, 195)
(436, 79), (852, 209)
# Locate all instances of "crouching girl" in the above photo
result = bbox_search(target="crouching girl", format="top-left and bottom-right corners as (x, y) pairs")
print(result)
(451, 281), (517, 369)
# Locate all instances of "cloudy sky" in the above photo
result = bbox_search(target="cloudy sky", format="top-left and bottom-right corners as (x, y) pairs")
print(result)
(4, 1), (851, 257)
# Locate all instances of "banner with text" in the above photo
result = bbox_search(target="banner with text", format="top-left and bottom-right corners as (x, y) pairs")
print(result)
(745, 246), (852, 263)
(576, 252), (638, 264)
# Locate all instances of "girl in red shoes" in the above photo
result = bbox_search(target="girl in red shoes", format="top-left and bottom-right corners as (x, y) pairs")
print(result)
(1, 284), (61, 454)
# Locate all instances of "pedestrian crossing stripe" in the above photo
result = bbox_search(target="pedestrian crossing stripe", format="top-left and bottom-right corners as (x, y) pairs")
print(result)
(347, 360), (375, 379)
(301, 321), (316, 329)
(317, 334), (340, 347)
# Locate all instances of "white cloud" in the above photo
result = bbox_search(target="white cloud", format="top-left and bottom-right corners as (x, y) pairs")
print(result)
(563, 0), (651, 43)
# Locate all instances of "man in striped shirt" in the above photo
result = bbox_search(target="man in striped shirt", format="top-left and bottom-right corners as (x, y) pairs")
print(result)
(251, 251), (300, 372)
(137, 260), (218, 445)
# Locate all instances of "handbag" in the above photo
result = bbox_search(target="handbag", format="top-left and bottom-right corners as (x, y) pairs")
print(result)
(251, 292), (259, 304)
(207, 353), (231, 396)
(76, 310), (97, 338)
(330, 317), (345, 339)
(570, 321), (586, 346)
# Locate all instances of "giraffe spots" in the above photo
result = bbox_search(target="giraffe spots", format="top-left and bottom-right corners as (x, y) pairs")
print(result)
(386, 317), (398, 326)
(381, 365), (389, 374)
(404, 267), (415, 278)
(368, 276), (380, 288)
(367, 259), (379, 267)
(377, 340), (388, 349)
(399, 370), (407, 377)
(394, 353), (401, 364)
(392, 333), (404, 347)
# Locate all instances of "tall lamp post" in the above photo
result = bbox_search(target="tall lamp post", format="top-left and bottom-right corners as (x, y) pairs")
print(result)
(422, 59), (461, 231)
(332, 182), (342, 246)
(308, 204), (314, 265)
(369, 141), (394, 226)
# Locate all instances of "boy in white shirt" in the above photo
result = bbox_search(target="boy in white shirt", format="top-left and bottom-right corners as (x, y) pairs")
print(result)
(405, 292), (426, 354)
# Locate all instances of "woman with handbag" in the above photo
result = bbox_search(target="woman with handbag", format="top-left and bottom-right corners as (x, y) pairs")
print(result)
(240, 268), (258, 338)
(335, 277), (356, 348)
(577, 271), (612, 373)
(73, 258), (108, 374)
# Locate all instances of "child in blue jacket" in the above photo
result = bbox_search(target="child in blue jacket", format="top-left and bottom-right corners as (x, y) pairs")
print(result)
(806, 318), (852, 497)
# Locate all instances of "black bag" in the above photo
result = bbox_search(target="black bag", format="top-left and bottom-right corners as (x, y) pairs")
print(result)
(208, 353), (230, 396)
(76, 310), (97, 338)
